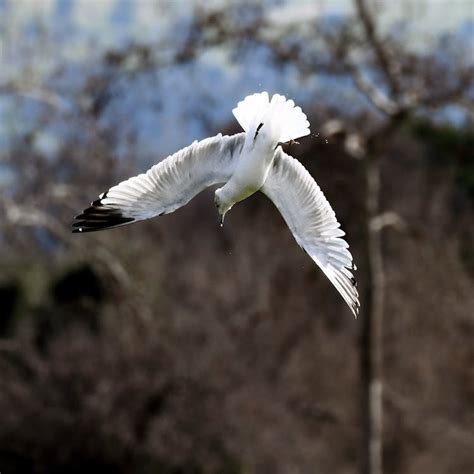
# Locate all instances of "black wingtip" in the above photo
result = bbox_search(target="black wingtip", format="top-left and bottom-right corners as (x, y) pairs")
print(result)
(72, 196), (135, 233)
(352, 295), (361, 318)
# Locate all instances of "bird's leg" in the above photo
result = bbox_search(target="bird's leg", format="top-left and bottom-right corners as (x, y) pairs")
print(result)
(276, 139), (300, 149)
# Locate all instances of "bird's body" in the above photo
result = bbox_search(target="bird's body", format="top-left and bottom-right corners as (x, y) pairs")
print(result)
(73, 92), (360, 316)
(215, 125), (277, 221)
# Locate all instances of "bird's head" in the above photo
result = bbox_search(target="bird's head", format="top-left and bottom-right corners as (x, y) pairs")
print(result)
(214, 188), (232, 227)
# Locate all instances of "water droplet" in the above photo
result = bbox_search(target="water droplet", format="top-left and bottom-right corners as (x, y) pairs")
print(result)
(325, 139), (329, 144)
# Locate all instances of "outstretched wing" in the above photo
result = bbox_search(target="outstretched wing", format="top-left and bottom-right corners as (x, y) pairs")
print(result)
(261, 148), (359, 317)
(73, 133), (245, 233)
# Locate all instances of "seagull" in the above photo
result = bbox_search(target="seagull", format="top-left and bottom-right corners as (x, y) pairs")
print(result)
(73, 92), (359, 316)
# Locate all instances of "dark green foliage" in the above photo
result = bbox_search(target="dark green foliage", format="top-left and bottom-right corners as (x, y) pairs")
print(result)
(412, 119), (474, 201)
(51, 265), (104, 305)
(35, 265), (104, 350)
(0, 281), (21, 336)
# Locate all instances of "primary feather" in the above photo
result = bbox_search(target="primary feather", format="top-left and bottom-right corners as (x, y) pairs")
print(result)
(73, 92), (359, 317)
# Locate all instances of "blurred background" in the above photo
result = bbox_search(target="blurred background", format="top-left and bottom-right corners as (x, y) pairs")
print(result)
(0, 1), (473, 473)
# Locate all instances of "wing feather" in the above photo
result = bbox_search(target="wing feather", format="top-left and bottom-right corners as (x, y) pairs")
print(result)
(73, 133), (245, 232)
(261, 148), (360, 317)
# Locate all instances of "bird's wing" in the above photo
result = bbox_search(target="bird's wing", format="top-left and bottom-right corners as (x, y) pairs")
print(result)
(261, 148), (359, 317)
(73, 133), (245, 233)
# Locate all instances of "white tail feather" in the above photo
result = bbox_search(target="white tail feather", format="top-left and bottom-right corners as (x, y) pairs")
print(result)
(232, 92), (310, 143)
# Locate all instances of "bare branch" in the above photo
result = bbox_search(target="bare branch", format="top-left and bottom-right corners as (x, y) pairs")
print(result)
(0, 81), (70, 111)
(348, 61), (399, 116)
(354, 0), (401, 98)
(370, 211), (407, 232)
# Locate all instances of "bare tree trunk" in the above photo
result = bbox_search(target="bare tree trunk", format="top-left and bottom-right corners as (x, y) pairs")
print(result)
(351, 2), (404, 472)
(359, 110), (407, 474)
(361, 150), (385, 474)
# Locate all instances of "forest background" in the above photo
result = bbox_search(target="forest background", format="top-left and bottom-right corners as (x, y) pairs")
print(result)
(0, 1), (473, 473)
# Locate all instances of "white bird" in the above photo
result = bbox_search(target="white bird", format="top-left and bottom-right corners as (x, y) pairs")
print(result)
(73, 92), (359, 316)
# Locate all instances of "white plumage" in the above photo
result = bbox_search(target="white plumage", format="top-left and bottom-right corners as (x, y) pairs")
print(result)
(73, 92), (359, 317)
(262, 149), (359, 315)
(232, 92), (310, 143)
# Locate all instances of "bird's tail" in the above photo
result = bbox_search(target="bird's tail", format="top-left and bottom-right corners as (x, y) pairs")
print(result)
(232, 92), (310, 143)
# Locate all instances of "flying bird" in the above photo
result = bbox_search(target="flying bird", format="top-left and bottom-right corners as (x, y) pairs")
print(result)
(73, 92), (359, 316)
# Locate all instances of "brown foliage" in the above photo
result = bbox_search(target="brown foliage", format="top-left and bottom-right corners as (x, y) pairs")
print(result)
(0, 2), (473, 473)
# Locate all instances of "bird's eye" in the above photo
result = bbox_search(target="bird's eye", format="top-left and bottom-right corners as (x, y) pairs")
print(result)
(253, 123), (264, 140)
